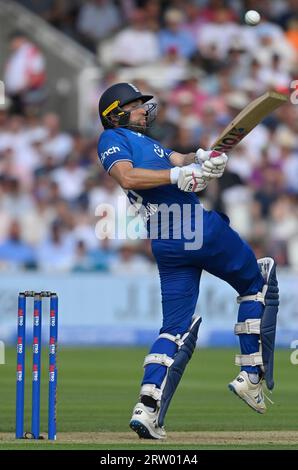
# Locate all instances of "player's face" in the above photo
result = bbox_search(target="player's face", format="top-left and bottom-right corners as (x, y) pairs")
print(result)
(122, 99), (147, 131)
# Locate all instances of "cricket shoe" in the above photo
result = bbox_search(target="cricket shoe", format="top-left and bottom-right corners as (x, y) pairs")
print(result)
(129, 403), (166, 439)
(228, 371), (267, 414)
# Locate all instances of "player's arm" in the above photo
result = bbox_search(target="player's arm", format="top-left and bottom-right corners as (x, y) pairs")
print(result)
(110, 161), (172, 190)
(110, 161), (210, 193)
(169, 151), (196, 167)
(170, 149), (228, 178)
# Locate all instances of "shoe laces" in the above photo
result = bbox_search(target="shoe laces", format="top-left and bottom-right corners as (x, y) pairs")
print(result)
(259, 380), (274, 405)
(264, 389), (274, 405)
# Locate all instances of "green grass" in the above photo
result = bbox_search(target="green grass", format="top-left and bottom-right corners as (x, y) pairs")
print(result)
(1, 443), (298, 451)
(0, 347), (297, 450)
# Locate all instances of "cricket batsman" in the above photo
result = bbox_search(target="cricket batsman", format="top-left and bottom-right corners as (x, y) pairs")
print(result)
(97, 83), (279, 439)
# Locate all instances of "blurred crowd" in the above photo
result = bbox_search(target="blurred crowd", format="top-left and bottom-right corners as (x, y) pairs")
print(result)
(1, 0), (298, 272)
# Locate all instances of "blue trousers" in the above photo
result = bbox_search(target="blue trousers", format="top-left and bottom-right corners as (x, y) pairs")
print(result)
(142, 210), (264, 388)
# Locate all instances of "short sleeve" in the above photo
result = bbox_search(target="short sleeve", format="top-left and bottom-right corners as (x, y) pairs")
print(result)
(98, 130), (133, 173)
(165, 148), (174, 161)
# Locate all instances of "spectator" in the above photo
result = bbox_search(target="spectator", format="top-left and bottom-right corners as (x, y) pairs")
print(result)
(52, 154), (88, 203)
(0, 99), (10, 132)
(285, 18), (298, 51)
(269, 195), (298, 266)
(4, 31), (46, 115)
(146, 100), (177, 147)
(278, 135), (298, 194)
(276, 0), (298, 30)
(0, 220), (36, 270)
(171, 125), (198, 154)
(159, 8), (197, 59)
(182, 1), (206, 37)
(197, 7), (240, 60)
(72, 210), (98, 249)
(110, 242), (154, 275)
(88, 238), (116, 271)
(250, 148), (281, 190)
(41, 112), (74, 163)
(143, 0), (162, 31)
(256, 53), (292, 91)
(72, 240), (95, 272)
(254, 166), (282, 218)
(112, 8), (160, 66)
(168, 91), (201, 134)
(36, 222), (75, 271)
(76, 0), (121, 52)
(21, 196), (56, 245)
(0, 1), (297, 271)
(3, 115), (41, 181)
(169, 74), (210, 118)
(227, 143), (254, 182)
(1, 178), (34, 218)
(146, 46), (189, 89)
(253, 22), (296, 71)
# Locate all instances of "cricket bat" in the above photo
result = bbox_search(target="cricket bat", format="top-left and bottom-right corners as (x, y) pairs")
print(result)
(210, 91), (288, 157)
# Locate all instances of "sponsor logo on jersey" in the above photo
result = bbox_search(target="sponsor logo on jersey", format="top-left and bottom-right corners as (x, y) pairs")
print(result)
(153, 144), (165, 158)
(100, 146), (120, 163)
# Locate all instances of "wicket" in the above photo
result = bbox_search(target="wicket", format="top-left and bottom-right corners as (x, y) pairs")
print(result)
(16, 291), (58, 440)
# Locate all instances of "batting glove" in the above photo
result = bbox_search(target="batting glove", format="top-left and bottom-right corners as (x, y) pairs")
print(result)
(170, 164), (208, 193)
(194, 148), (214, 164)
(195, 148), (228, 179)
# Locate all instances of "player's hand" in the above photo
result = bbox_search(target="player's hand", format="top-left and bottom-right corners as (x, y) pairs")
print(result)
(195, 148), (228, 179)
(177, 164), (208, 193)
(201, 154), (228, 178)
(194, 148), (214, 164)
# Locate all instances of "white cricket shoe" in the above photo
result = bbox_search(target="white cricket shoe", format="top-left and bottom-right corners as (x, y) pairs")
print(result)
(129, 402), (166, 439)
(228, 371), (266, 414)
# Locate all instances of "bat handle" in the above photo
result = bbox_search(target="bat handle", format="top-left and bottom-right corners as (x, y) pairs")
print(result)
(210, 150), (222, 158)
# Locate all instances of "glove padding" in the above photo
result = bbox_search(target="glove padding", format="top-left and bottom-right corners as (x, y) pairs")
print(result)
(202, 154), (228, 178)
(195, 148), (228, 179)
(177, 164), (208, 193)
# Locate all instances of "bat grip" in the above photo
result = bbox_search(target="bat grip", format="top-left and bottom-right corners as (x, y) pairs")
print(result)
(210, 150), (222, 158)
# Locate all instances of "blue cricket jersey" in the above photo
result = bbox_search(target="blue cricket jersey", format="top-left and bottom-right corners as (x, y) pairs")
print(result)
(97, 127), (199, 238)
(98, 128), (265, 384)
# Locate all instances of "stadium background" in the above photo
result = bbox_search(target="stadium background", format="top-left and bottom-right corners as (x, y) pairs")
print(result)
(0, 0), (298, 451)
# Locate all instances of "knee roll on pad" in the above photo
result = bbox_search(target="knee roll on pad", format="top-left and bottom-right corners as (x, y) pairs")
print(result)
(234, 257), (279, 390)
